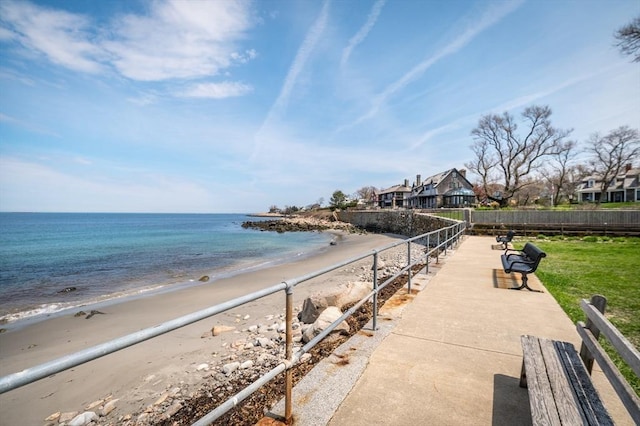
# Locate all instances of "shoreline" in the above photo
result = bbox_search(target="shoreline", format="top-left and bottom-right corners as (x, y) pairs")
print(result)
(0, 231), (403, 425)
(0, 229), (338, 329)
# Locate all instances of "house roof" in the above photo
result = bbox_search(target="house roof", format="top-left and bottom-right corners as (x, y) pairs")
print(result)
(378, 183), (412, 195)
(420, 169), (451, 187)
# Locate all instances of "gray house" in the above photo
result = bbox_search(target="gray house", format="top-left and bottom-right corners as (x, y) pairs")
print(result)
(408, 168), (475, 209)
(576, 166), (640, 203)
(377, 179), (412, 208)
(378, 169), (476, 209)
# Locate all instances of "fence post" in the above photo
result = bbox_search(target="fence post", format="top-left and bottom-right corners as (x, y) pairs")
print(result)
(372, 251), (379, 331)
(436, 230), (440, 264)
(444, 228), (448, 255)
(285, 283), (294, 423)
(407, 241), (412, 294)
(425, 234), (430, 274)
(579, 294), (607, 374)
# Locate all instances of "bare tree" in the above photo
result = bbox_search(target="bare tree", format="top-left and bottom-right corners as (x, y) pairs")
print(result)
(615, 16), (640, 62)
(587, 126), (640, 204)
(354, 186), (378, 207)
(466, 105), (572, 207)
(540, 140), (579, 206)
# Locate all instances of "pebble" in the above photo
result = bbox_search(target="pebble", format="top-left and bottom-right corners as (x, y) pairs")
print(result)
(222, 362), (240, 375)
(68, 411), (98, 426)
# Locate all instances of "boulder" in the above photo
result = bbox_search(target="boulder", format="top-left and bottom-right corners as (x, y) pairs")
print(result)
(302, 306), (349, 343)
(298, 297), (321, 324)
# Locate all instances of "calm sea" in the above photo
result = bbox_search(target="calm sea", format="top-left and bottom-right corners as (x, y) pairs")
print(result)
(0, 213), (332, 324)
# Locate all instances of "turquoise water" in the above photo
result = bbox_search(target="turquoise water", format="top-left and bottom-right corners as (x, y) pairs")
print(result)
(0, 213), (332, 323)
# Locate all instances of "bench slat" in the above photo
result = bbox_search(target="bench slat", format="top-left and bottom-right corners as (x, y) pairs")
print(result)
(554, 341), (614, 425)
(577, 323), (640, 424)
(581, 299), (640, 377)
(521, 335), (562, 426)
(538, 339), (584, 425)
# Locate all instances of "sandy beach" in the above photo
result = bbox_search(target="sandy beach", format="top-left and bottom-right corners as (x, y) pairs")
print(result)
(0, 232), (404, 425)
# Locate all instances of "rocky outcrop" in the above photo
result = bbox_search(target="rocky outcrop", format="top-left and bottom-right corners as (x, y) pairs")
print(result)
(241, 216), (363, 234)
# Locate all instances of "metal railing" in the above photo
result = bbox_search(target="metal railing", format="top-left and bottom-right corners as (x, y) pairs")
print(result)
(0, 221), (466, 424)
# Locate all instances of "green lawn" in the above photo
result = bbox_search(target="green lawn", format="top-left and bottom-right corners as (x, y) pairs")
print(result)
(519, 236), (639, 395)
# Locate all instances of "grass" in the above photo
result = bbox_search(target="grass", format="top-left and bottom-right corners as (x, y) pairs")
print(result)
(519, 236), (640, 396)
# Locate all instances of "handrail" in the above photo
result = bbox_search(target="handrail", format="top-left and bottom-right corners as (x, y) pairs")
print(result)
(0, 221), (466, 425)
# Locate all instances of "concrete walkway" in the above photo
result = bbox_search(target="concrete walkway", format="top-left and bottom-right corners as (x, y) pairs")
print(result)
(270, 235), (633, 425)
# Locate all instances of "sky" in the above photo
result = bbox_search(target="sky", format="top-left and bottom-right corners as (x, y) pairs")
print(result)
(0, 0), (639, 213)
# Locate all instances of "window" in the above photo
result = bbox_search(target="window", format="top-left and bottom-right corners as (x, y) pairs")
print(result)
(587, 179), (595, 188)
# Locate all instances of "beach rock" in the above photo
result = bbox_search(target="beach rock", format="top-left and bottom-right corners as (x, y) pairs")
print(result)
(154, 392), (170, 406)
(59, 411), (78, 423)
(74, 311), (87, 317)
(298, 297), (321, 324)
(68, 411), (98, 426)
(222, 362), (240, 375)
(85, 398), (104, 410)
(162, 402), (183, 419)
(85, 310), (105, 320)
(196, 363), (209, 371)
(212, 325), (236, 336)
(102, 399), (118, 416)
(332, 281), (372, 309)
(240, 360), (254, 369)
(199, 275), (209, 282)
(302, 281), (371, 319)
(59, 286), (77, 293)
(255, 337), (274, 348)
(302, 306), (349, 343)
(44, 411), (60, 422)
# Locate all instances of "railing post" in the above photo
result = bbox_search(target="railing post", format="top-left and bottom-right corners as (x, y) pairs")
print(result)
(285, 282), (294, 424)
(444, 228), (448, 256)
(372, 251), (379, 331)
(425, 234), (430, 274)
(579, 294), (607, 374)
(436, 231), (440, 264)
(407, 241), (412, 294)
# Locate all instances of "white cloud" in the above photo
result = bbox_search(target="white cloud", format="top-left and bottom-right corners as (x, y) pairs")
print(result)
(103, 0), (254, 81)
(340, 0), (386, 68)
(180, 81), (253, 99)
(0, 0), (256, 82)
(0, 0), (103, 73)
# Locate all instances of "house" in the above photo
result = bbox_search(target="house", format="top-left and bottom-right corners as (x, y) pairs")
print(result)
(377, 179), (412, 208)
(576, 165), (640, 203)
(377, 168), (476, 209)
(408, 168), (476, 208)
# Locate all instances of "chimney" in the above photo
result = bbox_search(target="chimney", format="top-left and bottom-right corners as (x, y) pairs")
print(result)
(459, 169), (467, 179)
(416, 174), (421, 186)
(626, 163), (632, 172)
(404, 179), (409, 188)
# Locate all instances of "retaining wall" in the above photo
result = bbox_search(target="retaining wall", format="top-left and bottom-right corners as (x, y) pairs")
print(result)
(336, 210), (456, 237)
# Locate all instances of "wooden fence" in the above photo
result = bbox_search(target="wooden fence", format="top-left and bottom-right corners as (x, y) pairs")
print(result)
(467, 210), (640, 235)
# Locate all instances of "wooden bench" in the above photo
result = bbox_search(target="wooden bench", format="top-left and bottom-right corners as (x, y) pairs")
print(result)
(496, 230), (515, 250)
(520, 295), (640, 425)
(501, 242), (546, 292)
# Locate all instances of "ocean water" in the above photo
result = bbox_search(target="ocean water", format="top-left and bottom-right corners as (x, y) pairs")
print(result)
(0, 213), (332, 324)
